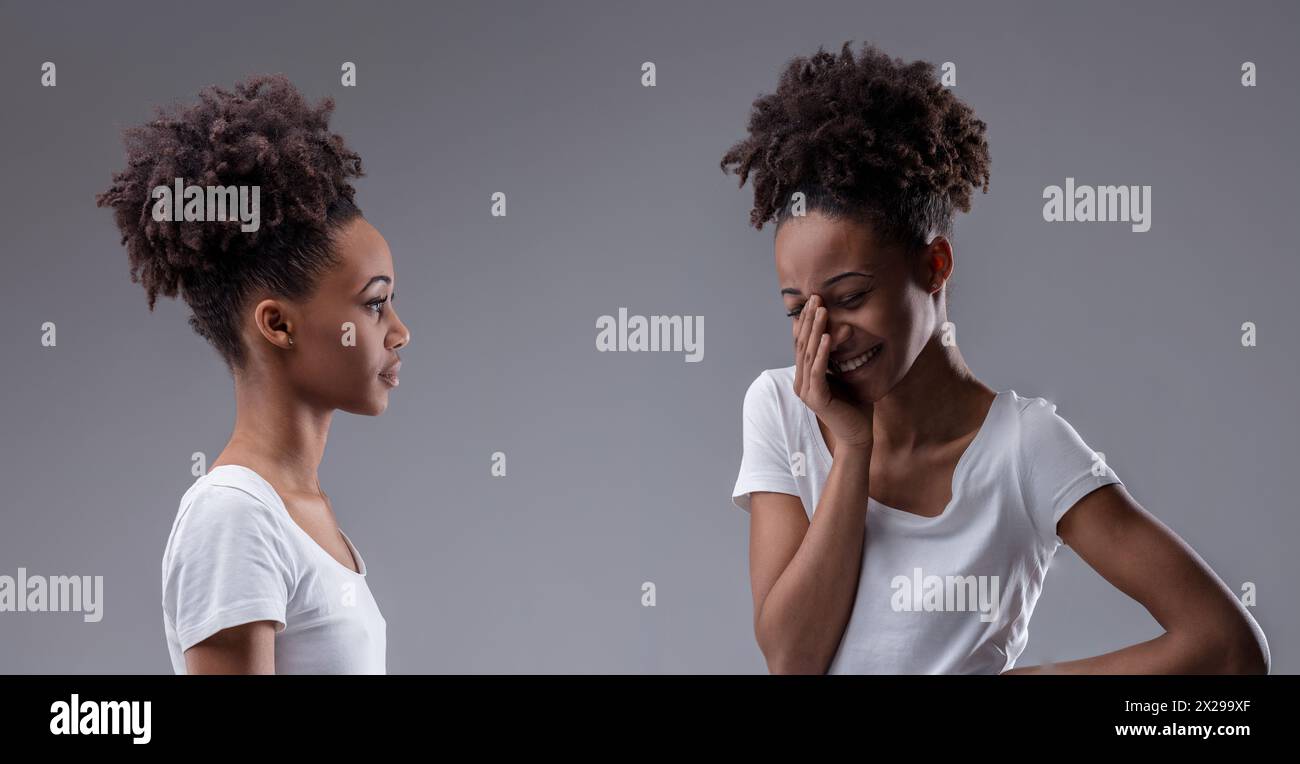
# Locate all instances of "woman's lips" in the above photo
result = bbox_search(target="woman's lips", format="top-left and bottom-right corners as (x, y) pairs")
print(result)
(831, 343), (883, 376)
(379, 362), (401, 388)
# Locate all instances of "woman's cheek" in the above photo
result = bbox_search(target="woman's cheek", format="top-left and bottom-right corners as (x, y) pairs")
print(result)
(354, 321), (388, 369)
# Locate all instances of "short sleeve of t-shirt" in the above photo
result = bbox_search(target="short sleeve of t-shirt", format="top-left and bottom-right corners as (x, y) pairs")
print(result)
(162, 485), (294, 653)
(1017, 398), (1124, 548)
(732, 371), (801, 512)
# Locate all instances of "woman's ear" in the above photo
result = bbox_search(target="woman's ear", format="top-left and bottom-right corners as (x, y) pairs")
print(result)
(253, 298), (295, 351)
(920, 236), (954, 286)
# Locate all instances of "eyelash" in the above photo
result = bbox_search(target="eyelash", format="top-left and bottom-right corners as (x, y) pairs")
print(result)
(366, 295), (392, 316)
(787, 292), (869, 318)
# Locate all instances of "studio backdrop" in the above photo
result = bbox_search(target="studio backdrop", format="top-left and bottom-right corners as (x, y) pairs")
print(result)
(0, 0), (1294, 673)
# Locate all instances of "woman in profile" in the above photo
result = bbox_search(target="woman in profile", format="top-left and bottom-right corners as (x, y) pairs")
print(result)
(98, 75), (410, 674)
(721, 42), (1267, 674)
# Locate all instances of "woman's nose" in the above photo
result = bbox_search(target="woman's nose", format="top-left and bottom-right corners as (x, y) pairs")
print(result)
(390, 313), (411, 349)
(828, 315), (852, 346)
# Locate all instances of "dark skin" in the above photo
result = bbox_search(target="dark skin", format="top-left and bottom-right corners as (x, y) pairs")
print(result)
(747, 209), (1269, 675)
(185, 216), (411, 674)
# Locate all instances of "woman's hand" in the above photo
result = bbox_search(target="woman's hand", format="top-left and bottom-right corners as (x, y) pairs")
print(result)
(793, 294), (874, 449)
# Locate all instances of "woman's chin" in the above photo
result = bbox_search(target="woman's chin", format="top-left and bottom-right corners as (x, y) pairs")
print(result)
(339, 392), (390, 417)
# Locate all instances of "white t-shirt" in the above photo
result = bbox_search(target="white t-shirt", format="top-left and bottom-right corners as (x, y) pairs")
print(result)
(161, 465), (387, 674)
(731, 365), (1123, 674)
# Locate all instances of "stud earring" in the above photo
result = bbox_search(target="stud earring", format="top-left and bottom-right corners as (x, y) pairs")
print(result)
(288, 336), (295, 347)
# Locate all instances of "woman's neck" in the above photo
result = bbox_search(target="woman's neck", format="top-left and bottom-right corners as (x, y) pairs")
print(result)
(870, 333), (993, 453)
(214, 369), (333, 495)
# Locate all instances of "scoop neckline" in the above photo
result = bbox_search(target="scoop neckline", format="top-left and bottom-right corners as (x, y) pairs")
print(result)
(206, 464), (367, 577)
(804, 389), (1007, 524)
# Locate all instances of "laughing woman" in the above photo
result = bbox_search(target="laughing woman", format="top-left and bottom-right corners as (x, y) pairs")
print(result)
(98, 75), (410, 674)
(721, 43), (1267, 674)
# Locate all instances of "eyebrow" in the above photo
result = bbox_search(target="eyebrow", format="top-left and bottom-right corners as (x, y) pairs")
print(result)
(357, 275), (391, 295)
(780, 271), (872, 297)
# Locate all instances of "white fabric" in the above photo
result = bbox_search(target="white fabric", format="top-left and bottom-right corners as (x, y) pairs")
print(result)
(162, 465), (387, 674)
(731, 365), (1123, 674)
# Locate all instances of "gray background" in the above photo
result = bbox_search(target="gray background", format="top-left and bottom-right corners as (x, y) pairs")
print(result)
(0, 0), (1295, 673)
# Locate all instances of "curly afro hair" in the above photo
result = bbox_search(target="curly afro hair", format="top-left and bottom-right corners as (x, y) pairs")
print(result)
(720, 41), (990, 256)
(96, 73), (364, 371)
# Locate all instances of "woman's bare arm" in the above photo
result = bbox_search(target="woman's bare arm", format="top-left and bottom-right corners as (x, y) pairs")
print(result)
(749, 443), (872, 674)
(1003, 484), (1268, 674)
(184, 621), (278, 675)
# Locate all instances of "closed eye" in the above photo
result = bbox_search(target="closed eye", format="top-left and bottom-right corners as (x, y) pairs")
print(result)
(786, 291), (869, 318)
(838, 291), (868, 308)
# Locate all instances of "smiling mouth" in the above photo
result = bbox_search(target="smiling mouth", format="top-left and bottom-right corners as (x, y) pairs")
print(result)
(831, 343), (883, 375)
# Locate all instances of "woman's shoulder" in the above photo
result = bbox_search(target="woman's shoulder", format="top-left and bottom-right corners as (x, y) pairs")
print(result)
(162, 465), (299, 578)
(170, 466), (289, 545)
(998, 390), (1112, 470)
(1003, 389), (1050, 414)
(739, 365), (809, 443)
(1002, 390), (1085, 434)
(195, 464), (282, 508)
(742, 364), (797, 401)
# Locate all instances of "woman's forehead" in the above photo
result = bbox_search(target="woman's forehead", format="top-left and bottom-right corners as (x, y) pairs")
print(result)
(775, 220), (889, 288)
(344, 218), (392, 261)
(316, 219), (395, 292)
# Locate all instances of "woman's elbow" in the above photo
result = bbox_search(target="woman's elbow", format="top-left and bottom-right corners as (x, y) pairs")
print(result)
(1217, 613), (1270, 674)
(1226, 630), (1270, 674)
(755, 620), (828, 674)
(762, 647), (827, 675)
